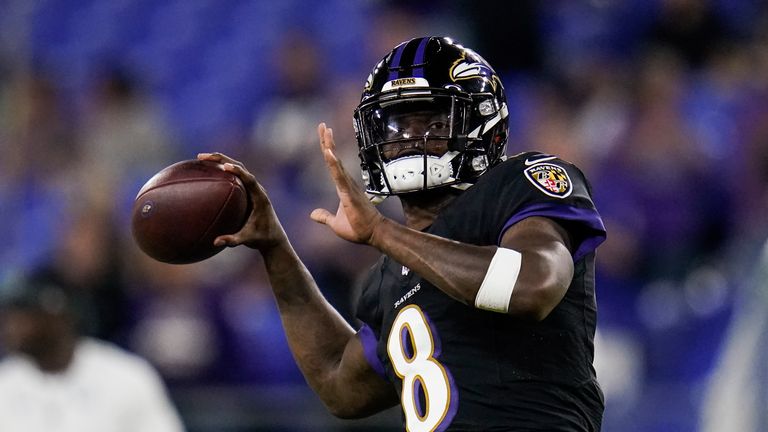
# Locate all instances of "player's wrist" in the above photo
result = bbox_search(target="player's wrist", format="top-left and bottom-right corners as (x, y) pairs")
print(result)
(254, 229), (291, 254)
(368, 216), (394, 249)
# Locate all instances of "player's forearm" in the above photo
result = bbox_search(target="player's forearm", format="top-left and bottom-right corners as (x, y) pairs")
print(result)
(260, 240), (356, 395)
(369, 218), (495, 306)
(368, 217), (573, 320)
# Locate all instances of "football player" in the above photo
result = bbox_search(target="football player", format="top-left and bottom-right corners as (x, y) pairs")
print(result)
(200, 36), (606, 431)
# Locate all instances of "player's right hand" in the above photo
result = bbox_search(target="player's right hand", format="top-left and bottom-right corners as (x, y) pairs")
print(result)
(197, 152), (288, 252)
(310, 123), (388, 245)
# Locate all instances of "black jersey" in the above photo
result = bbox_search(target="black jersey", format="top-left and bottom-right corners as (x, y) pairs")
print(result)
(355, 152), (607, 432)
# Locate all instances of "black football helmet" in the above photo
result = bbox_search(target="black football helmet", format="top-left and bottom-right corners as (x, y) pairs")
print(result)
(353, 36), (509, 198)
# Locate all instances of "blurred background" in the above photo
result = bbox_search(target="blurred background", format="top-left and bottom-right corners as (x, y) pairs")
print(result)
(1, 0), (767, 430)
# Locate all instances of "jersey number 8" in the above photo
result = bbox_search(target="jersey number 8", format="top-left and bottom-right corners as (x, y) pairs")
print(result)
(387, 305), (456, 432)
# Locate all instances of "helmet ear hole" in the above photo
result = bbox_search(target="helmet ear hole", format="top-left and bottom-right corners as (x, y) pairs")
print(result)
(478, 100), (496, 116)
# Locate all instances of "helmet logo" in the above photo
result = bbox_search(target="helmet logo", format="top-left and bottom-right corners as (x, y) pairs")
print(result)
(450, 52), (502, 92)
(450, 59), (492, 82)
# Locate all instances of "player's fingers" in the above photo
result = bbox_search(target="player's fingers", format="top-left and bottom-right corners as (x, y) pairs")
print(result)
(318, 122), (339, 157)
(223, 163), (273, 212)
(310, 208), (333, 225)
(317, 123), (327, 149)
(324, 153), (352, 196)
(213, 234), (240, 247)
(317, 124), (364, 198)
(197, 152), (219, 161)
(321, 124), (338, 153)
(318, 123), (337, 162)
(218, 163), (276, 221)
(317, 122), (340, 151)
(318, 128), (355, 194)
(324, 127), (362, 188)
(317, 123), (332, 163)
(221, 162), (258, 189)
(198, 152), (245, 169)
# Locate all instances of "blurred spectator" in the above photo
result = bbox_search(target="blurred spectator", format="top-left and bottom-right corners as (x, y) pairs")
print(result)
(215, 261), (304, 385)
(0, 68), (78, 280)
(42, 205), (127, 341)
(595, 50), (729, 280)
(78, 65), (178, 206)
(363, 4), (452, 67)
(647, 0), (733, 68)
(123, 256), (221, 383)
(700, 238), (768, 432)
(457, 0), (543, 72)
(122, 249), (305, 386)
(0, 272), (185, 432)
(249, 30), (331, 180)
(730, 27), (768, 241)
(0, 69), (77, 184)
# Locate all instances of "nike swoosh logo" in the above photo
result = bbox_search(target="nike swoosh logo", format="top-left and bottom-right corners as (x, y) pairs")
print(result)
(524, 155), (558, 166)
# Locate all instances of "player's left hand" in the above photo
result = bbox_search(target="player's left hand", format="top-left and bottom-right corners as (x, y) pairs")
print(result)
(311, 123), (388, 245)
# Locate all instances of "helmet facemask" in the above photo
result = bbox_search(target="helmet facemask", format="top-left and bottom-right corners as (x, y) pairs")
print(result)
(354, 87), (505, 197)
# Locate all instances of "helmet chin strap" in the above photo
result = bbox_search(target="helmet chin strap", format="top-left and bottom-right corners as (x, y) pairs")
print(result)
(366, 192), (387, 205)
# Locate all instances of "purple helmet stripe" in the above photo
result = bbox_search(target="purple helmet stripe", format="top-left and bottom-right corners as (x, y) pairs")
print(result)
(388, 42), (408, 80)
(411, 37), (430, 78)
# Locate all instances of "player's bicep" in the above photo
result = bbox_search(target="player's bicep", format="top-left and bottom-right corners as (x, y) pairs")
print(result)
(323, 332), (398, 419)
(499, 216), (574, 320)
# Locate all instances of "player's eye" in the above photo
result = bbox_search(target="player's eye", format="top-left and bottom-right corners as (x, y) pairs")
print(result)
(427, 120), (449, 135)
(429, 122), (445, 129)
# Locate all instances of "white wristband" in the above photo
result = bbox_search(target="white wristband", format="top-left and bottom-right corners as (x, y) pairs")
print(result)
(474, 247), (522, 313)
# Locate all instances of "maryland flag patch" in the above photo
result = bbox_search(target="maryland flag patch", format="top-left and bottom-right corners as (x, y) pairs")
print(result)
(524, 163), (573, 198)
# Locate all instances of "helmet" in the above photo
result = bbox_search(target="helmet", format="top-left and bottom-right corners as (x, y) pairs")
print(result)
(353, 36), (508, 198)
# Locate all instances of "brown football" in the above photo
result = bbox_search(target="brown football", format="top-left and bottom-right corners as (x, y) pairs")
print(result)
(131, 159), (250, 264)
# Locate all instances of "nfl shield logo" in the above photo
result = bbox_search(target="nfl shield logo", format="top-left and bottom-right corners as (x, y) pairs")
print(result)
(524, 163), (573, 198)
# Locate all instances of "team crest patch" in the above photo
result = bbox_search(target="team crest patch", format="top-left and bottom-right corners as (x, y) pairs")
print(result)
(524, 163), (573, 198)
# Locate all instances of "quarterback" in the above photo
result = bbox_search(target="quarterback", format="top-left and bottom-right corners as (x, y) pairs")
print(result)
(200, 36), (606, 431)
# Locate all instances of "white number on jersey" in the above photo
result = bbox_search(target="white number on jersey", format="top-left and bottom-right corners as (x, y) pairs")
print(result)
(387, 305), (455, 432)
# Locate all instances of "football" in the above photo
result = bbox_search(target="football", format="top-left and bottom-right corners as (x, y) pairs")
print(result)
(131, 159), (251, 264)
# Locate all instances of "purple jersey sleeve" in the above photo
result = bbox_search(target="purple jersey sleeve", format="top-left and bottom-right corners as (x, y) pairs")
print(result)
(357, 324), (387, 378)
(447, 152), (606, 261)
(498, 202), (606, 261)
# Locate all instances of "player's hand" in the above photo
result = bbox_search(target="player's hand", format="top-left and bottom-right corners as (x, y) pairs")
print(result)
(197, 152), (288, 251)
(311, 123), (388, 245)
